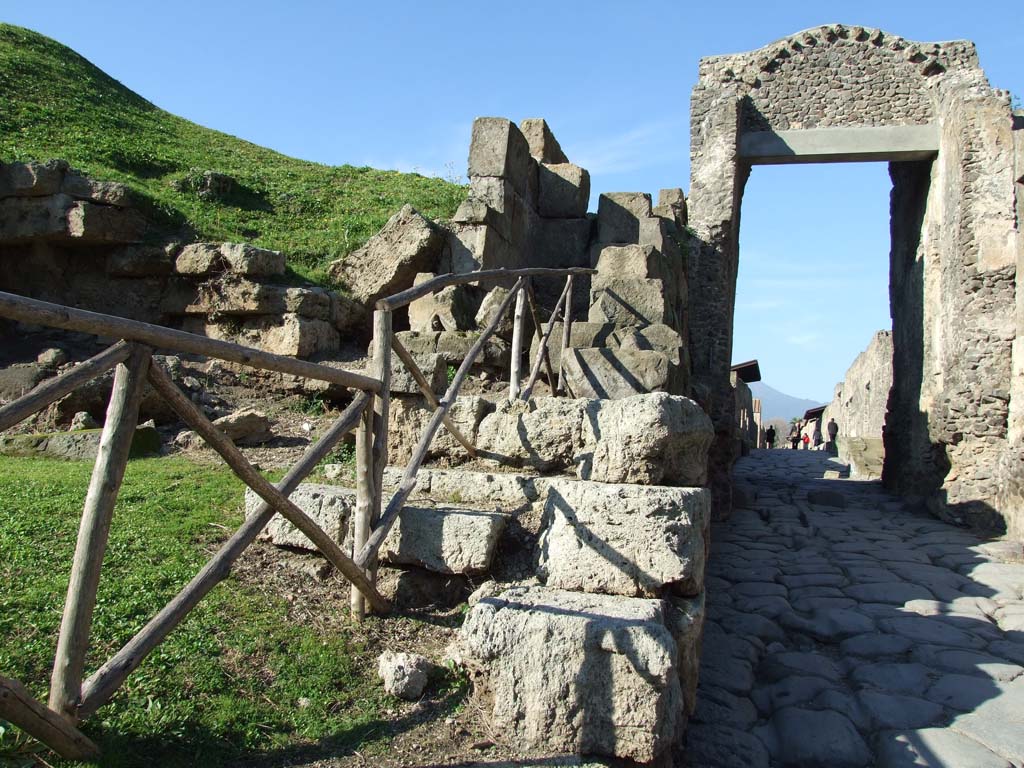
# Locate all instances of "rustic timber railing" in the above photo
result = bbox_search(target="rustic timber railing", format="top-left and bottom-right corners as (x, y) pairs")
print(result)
(0, 266), (591, 758)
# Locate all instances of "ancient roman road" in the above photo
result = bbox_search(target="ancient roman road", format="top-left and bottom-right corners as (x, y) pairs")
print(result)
(685, 449), (1024, 768)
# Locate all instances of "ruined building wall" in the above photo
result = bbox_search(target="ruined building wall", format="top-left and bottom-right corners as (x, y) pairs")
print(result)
(689, 25), (1021, 533)
(824, 330), (893, 478)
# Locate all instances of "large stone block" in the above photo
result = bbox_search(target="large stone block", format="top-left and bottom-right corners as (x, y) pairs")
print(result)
(653, 187), (688, 229)
(474, 285), (521, 340)
(528, 217), (593, 274)
(0, 195), (70, 242)
(594, 243), (666, 279)
(389, 351), (446, 395)
(597, 192), (652, 244)
(435, 330), (511, 369)
(519, 118), (569, 164)
(180, 313), (339, 358)
(476, 398), (589, 471)
(529, 321), (617, 372)
(468, 118), (538, 202)
(0, 160), (68, 197)
(245, 484), (355, 552)
(65, 200), (147, 243)
(538, 163), (590, 219)
(219, 243), (287, 276)
(408, 272), (477, 332)
(455, 585), (683, 762)
(61, 174), (133, 207)
(581, 392), (714, 486)
(381, 505), (508, 575)
(446, 222), (518, 273)
(388, 395), (491, 464)
(538, 478), (708, 598)
(588, 275), (670, 327)
(105, 244), (176, 276)
(561, 346), (670, 399)
(161, 277), (332, 320)
(328, 204), (443, 305)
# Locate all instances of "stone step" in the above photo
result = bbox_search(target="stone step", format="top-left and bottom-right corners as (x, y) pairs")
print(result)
(452, 584), (697, 763)
(243, 484), (507, 576)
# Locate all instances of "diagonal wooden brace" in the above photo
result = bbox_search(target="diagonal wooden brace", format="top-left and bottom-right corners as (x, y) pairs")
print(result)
(146, 363), (389, 614)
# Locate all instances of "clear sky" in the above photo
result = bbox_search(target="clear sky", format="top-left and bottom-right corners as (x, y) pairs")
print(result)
(4, 1), (1021, 402)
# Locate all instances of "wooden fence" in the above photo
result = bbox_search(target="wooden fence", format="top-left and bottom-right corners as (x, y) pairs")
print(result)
(0, 266), (592, 758)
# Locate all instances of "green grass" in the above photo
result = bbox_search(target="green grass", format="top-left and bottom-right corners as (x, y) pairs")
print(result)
(0, 456), (389, 767)
(0, 24), (466, 286)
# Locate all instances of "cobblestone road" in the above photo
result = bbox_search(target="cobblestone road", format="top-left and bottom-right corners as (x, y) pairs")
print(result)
(686, 449), (1024, 767)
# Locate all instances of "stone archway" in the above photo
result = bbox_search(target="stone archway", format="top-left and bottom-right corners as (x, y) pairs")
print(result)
(687, 24), (1022, 532)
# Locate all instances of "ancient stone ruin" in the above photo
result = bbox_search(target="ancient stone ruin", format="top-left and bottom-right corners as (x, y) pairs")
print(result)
(687, 24), (1022, 536)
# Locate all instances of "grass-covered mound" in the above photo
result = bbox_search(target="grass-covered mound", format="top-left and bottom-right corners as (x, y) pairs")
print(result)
(0, 24), (465, 285)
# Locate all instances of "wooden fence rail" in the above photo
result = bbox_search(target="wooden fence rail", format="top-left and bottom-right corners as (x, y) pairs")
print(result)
(0, 264), (585, 756)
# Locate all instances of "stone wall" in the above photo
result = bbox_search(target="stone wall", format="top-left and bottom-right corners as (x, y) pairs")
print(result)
(688, 25), (1022, 533)
(823, 330), (893, 478)
(0, 160), (360, 357)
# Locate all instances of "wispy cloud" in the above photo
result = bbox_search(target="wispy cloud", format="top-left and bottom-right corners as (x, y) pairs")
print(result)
(573, 118), (688, 175)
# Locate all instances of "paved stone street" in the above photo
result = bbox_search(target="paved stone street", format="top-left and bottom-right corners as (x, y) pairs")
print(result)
(686, 449), (1024, 768)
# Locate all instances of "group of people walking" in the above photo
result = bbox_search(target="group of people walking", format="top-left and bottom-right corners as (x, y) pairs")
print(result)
(764, 418), (838, 453)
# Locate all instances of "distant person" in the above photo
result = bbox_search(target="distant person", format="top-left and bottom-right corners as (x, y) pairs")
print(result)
(802, 433), (810, 450)
(813, 422), (823, 449)
(827, 417), (839, 454)
(789, 422), (801, 450)
(766, 425), (776, 449)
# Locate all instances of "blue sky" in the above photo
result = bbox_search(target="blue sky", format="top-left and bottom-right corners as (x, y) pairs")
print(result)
(4, 1), (1021, 401)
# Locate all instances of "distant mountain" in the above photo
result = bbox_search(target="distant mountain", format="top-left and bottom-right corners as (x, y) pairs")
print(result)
(750, 382), (824, 422)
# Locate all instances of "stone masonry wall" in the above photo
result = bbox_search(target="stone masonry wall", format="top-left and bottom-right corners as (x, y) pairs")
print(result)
(689, 25), (1021, 533)
(823, 330), (893, 478)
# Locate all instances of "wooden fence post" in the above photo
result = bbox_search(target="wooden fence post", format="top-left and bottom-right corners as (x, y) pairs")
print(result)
(557, 274), (573, 395)
(49, 344), (151, 719)
(509, 284), (526, 400)
(351, 403), (375, 620)
(368, 309), (391, 605)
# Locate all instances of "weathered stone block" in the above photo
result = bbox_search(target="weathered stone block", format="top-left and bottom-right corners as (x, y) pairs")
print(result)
(653, 187), (688, 229)
(212, 407), (273, 445)
(435, 330), (511, 369)
(381, 505), (508, 574)
(528, 216), (593, 273)
(61, 174), (133, 207)
(529, 321), (617, 371)
(520, 118), (569, 164)
(594, 243), (666, 279)
(581, 392), (714, 486)
(0, 195), (70, 242)
(588, 275), (670, 327)
(474, 285), (519, 340)
(476, 398), (588, 471)
(330, 293), (365, 332)
(244, 484), (355, 552)
(468, 117), (537, 202)
(389, 352), (446, 395)
(452, 196), (511, 241)
(220, 243), (286, 276)
(455, 585), (683, 762)
(0, 160), (67, 197)
(388, 395), (490, 464)
(561, 346), (670, 399)
(328, 204), (442, 305)
(538, 163), (590, 219)
(0, 424), (159, 461)
(181, 314), (339, 358)
(162, 278), (331, 320)
(66, 200), (146, 243)
(446, 222), (517, 273)
(538, 478), (708, 598)
(174, 243), (222, 275)
(597, 192), (652, 243)
(408, 273), (476, 332)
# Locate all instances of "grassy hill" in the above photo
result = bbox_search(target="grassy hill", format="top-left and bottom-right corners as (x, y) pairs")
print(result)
(0, 23), (466, 285)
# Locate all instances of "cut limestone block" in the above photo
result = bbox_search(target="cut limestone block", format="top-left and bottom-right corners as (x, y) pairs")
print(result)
(653, 187), (688, 229)
(538, 163), (590, 219)
(561, 347), (670, 399)
(407, 272), (477, 332)
(594, 243), (666, 279)
(468, 117), (537, 202)
(0, 160), (68, 197)
(537, 478), (708, 597)
(455, 585), (683, 762)
(474, 285), (519, 341)
(381, 505), (508, 575)
(446, 222), (517, 273)
(475, 398), (588, 471)
(589, 275), (670, 327)
(327, 204), (443, 305)
(581, 392), (714, 486)
(0, 424), (160, 461)
(529, 321), (617, 372)
(596, 192), (652, 244)
(388, 395), (491, 464)
(520, 118), (569, 164)
(180, 314), (339, 358)
(389, 351), (447, 395)
(245, 484), (355, 552)
(667, 593), (706, 715)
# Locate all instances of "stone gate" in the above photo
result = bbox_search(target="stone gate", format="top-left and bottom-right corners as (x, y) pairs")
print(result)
(687, 24), (1023, 535)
